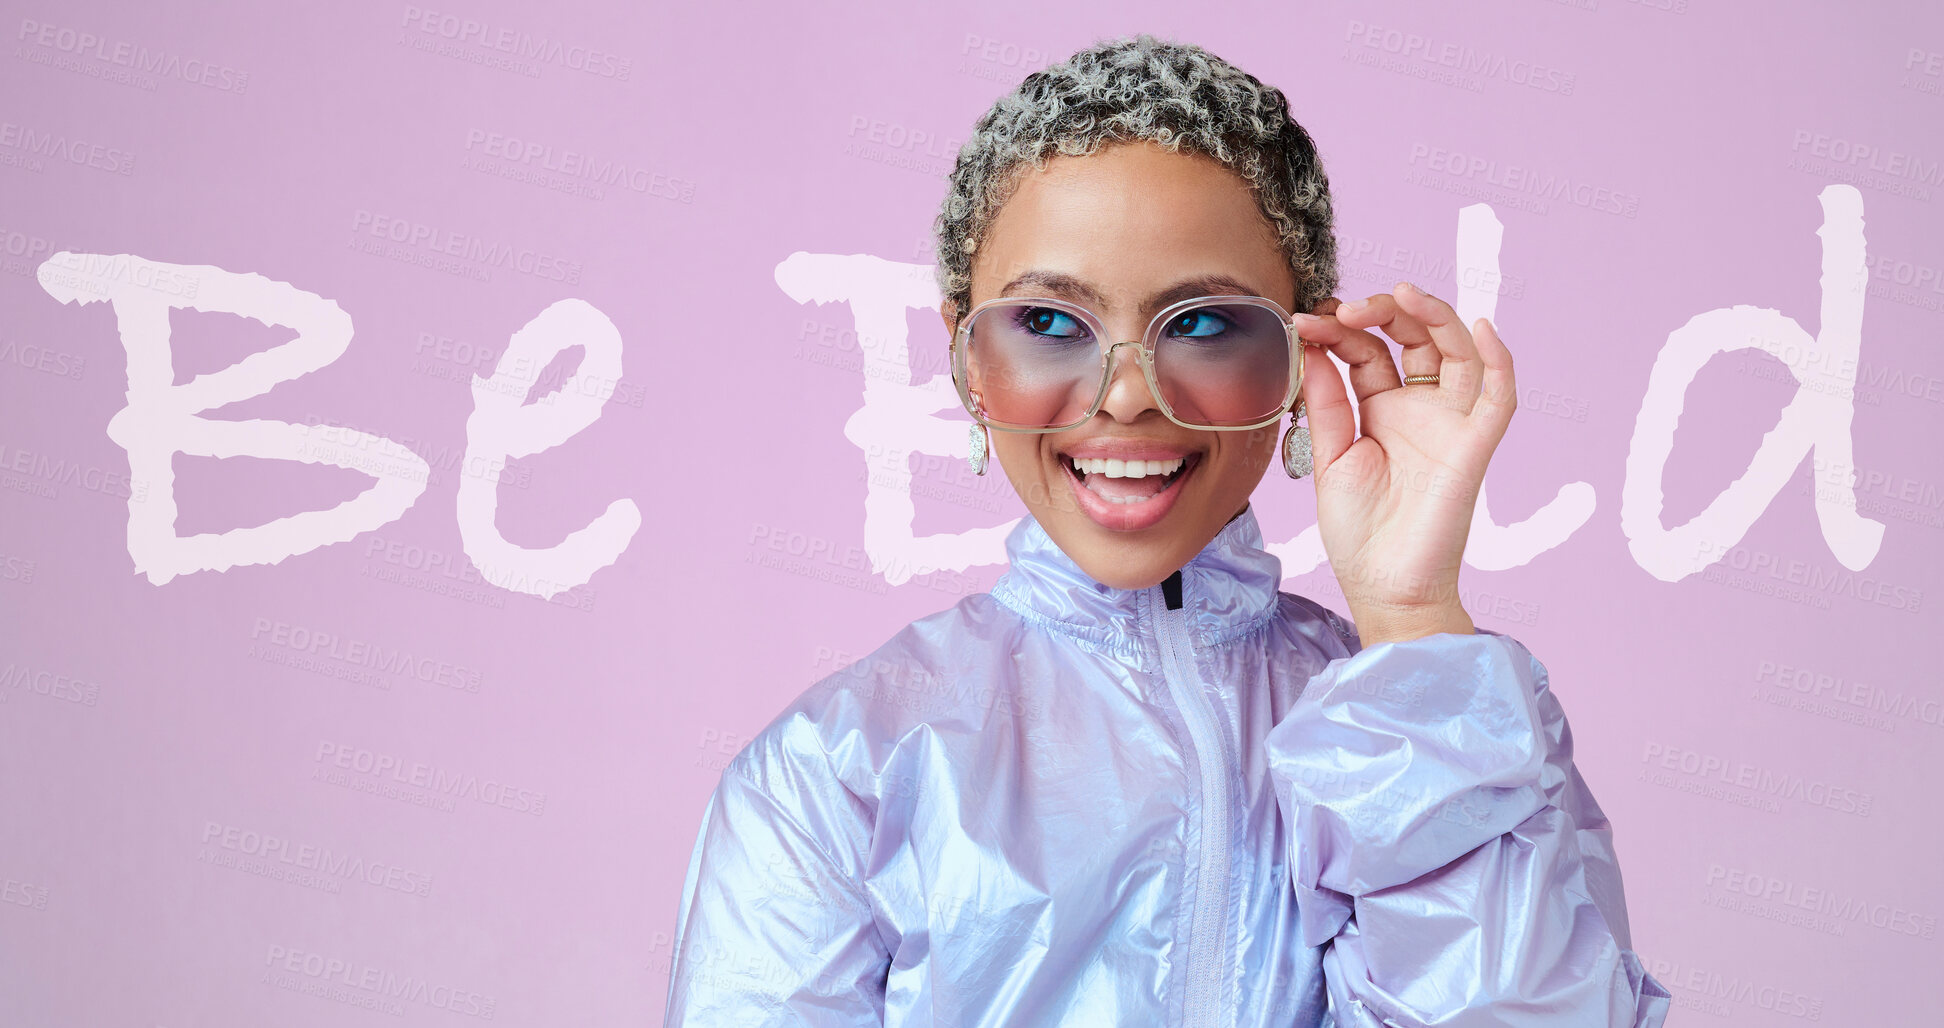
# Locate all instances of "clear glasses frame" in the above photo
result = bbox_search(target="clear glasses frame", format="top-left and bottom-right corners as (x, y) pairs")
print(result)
(949, 293), (1307, 433)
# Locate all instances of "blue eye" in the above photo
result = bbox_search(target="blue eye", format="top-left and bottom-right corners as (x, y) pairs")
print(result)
(1011, 306), (1090, 342)
(1167, 307), (1233, 340)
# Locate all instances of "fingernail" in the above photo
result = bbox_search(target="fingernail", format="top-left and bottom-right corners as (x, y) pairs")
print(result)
(1396, 281), (1421, 295)
(1291, 312), (1321, 323)
(1338, 298), (1366, 313)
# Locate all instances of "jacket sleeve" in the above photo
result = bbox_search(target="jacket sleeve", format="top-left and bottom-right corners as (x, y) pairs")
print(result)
(1265, 621), (1673, 1027)
(663, 751), (890, 1026)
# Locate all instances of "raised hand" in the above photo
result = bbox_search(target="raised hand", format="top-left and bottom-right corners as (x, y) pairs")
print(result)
(1291, 282), (1517, 646)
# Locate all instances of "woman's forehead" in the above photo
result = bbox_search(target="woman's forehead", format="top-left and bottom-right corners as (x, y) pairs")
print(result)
(969, 148), (1294, 310)
(998, 147), (1260, 226)
(974, 239), (1291, 315)
(991, 268), (1277, 317)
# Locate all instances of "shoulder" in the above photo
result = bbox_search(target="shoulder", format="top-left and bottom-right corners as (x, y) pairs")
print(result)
(726, 591), (1024, 804)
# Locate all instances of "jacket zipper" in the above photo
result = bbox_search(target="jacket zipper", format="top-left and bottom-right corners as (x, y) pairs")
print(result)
(1152, 569), (1230, 1028)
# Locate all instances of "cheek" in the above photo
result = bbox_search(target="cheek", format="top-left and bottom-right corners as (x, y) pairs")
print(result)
(1233, 430), (1279, 471)
(989, 437), (1061, 506)
(1206, 455), (1252, 484)
(1207, 439), (1275, 485)
(990, 436), (1047, 475)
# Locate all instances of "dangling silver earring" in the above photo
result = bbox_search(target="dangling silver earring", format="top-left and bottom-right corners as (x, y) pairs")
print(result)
(968, 422), (990, 476)
(1281, 399), (1311, 479)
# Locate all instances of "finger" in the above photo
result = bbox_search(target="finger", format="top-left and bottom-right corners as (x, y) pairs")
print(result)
(1391, 282), (1484, 409)
(1332, 290), (1439, 381)
(1295, 338), (1356, 478)
(1338, 285), (1483, 408)
(1292, 309), (1403, 402)
(1467, 316), (1516, 448)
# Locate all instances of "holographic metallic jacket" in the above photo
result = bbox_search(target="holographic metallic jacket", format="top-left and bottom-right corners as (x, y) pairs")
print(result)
(664, 506), (1672, 1026)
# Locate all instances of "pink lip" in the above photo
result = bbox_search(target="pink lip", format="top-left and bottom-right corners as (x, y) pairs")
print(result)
(1062, 451), (1200, 532)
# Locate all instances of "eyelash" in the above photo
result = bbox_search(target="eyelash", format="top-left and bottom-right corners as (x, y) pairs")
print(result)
(1008, 304), (1235, 340)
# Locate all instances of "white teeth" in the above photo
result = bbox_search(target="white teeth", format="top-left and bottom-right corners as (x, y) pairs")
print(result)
(1068, 456), (1186, 479)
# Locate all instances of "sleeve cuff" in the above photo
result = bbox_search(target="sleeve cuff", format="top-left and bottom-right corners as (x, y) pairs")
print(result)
(1268, 629), (1554, 899)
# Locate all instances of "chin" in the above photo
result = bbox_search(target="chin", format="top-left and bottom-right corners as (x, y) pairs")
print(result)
(1080, 551), (1181, 594)
(1055, 516), (1209, 591)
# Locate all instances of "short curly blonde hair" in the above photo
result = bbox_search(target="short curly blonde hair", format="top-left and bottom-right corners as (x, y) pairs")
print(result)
(932, 32), (1339, 322)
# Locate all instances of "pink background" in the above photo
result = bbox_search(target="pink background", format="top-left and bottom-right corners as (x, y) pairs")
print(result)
(4, 1), (1940, 1023)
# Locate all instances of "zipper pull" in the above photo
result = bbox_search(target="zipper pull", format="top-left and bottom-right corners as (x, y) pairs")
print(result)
(1162, 568), (1183, 611)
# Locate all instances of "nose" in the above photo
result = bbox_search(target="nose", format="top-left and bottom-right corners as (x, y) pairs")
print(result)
(1096, 339), (1162, 423)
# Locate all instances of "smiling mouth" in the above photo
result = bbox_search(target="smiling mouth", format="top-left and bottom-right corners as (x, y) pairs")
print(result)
(1061, 452), (1201, 504)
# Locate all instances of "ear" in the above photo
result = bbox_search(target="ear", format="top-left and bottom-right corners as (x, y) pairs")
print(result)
(1307, 295), (1342, 318)
(939, 300), (959, 336)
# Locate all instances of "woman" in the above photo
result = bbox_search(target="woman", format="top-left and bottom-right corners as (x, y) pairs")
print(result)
(665, 34), (1672, 1027)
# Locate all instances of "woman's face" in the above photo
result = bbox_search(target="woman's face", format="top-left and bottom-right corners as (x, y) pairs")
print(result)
(943, 140), (1307, 591)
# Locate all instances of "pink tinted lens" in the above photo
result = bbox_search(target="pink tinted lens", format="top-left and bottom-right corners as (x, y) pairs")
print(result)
(963, 303), (1104, 428)
(1151, 302), (1292, 427)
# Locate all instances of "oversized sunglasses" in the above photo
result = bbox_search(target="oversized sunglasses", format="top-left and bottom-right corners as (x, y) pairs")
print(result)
(950, 294), (1305, 433)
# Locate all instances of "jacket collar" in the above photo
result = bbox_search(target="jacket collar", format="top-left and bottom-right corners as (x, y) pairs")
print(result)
(989, 503), (1284, 668)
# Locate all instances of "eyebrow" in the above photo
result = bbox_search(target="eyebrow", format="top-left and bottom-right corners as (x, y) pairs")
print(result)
(998, 270), (1264, 314)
